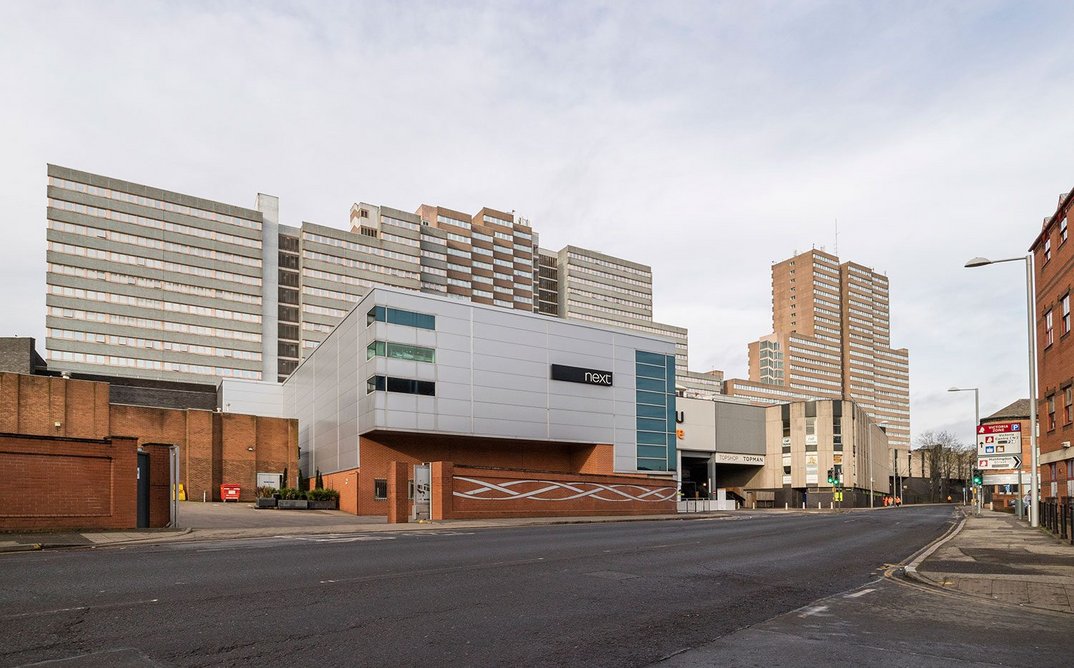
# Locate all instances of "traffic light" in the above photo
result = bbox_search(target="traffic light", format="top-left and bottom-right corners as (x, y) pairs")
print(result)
(972, 469), (983, 485)
(833, 464), (843, 487)
(827, 468), (834, 484)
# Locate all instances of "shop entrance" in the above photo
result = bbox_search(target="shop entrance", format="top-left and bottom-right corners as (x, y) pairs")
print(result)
(680, 454), (712, 499)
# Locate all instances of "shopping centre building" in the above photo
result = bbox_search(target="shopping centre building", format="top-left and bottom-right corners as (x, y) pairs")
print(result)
(221, 287), (682, 518)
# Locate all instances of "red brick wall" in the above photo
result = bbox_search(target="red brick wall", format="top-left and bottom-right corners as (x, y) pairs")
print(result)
(1032, 194), (1074, 499)
(0, 434), (141, 530)
(432, 462), (677, 519)
(0, 372), (110, 440)
(321, 469), (359, 515)
(111, 406), (297, 502)
(351, 432), (616, 517)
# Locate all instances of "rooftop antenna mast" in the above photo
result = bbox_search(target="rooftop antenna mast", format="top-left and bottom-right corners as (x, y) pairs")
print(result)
(834, 218), (839, 256)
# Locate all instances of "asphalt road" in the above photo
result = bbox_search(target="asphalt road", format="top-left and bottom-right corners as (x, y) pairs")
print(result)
(2, 506), (1065, 667)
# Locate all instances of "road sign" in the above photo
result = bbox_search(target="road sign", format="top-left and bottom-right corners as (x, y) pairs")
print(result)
(977, 422), (1021, 435)
(977, 432), (1022, 456)
(978, 455), (1022, 470)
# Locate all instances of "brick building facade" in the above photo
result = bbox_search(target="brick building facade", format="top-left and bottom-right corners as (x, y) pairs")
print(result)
(1031, 191), (1074, 501)
(0, 370), (297, 530)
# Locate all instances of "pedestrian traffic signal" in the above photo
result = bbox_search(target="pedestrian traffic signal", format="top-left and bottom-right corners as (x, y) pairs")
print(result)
(972, 469), (983, 485)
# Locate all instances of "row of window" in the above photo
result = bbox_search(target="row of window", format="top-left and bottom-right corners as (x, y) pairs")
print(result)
(48, 350), (260, 379)
(48, 306), (260, 342)
(49, 242), (262, 286)
(50, 219), (261, 267)
(49, 177), (260, 230)
(303, 250), (420, 280)
(48, 285), (261, 322)
(366, 340), (435, 363)
(48, 263), (260, 305)
(49, 198), (261, 248)
(1046, 386), (1074, 431)
(1044, 294), (1072, 346)
(48, 328), (261, 360)
(366, 305), (436, 330)
(366, 375), (435, 396)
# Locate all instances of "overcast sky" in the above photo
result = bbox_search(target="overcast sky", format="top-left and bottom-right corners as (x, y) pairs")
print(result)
(2, 1), (1071, 447)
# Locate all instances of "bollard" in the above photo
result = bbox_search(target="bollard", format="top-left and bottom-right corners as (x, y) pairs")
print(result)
(785, 502), (788, 509)
(818, 502), (821, 509)
(202, 491), (207, 503)
(830, 502), (833, 510)
(802, 502), (806, 509)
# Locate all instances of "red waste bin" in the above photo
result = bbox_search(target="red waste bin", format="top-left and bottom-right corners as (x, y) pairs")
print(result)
(221, 484), (241, 502)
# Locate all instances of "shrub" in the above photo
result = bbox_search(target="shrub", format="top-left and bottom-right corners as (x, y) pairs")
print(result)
(255, 485), (276, 498)
(308, 488), (340, 501)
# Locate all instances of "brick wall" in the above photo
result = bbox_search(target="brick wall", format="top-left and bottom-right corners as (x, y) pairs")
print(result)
(0, 372), (110, 440)
(0, 433), (141, 530)
(111, 406), (297, 502)
(432, 462), (677, 519)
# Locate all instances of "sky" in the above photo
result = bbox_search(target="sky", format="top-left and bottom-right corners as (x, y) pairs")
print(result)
(2, 0), (1071, 448)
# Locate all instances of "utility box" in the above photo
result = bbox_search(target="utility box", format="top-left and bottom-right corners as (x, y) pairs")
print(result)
(220, 484), (241, 502)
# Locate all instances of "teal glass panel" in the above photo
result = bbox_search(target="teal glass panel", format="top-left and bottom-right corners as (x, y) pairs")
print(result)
(635, 362), (665, 380)
(636, 445), (670, 459)
(637, 404), (665, 419)
(665, 354), (676, 393)
(636, 350), (667, 367)
(636, 377), (665, 392)
(637, 417), (667, 432)
(636, 390), (666, 407)
(637, 431), (667, 445)
(386, 342), (435, 363)
(667, 431), (677, 470)
(666, 403), (676, 427)
(414, 313), (436, 330)
(637, 457), (668, 472)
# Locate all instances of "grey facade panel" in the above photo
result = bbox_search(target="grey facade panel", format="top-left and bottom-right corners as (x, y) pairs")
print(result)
(715, 402), (766, 455)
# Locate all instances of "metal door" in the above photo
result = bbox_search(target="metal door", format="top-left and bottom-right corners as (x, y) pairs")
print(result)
(137, 451), (150, 528)
(412, 464), (431, 521)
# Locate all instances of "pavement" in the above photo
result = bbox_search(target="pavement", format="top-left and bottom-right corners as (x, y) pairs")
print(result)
(5, 502), (1073, 617)
(905, 507), (1074, 614)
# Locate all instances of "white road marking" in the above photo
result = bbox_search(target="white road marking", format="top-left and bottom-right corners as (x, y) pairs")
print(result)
(798, 605), (830, 617)
(845, 588), (876, 598)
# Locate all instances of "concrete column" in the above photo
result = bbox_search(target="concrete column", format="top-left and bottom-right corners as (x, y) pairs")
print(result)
(257, 194), (279, 383)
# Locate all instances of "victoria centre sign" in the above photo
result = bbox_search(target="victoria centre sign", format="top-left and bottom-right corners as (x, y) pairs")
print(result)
(550, 364), (613, 386)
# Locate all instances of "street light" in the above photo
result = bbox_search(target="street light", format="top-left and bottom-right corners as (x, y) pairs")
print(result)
(964, 255), (1039, 527)
(948, 386), (980, 512)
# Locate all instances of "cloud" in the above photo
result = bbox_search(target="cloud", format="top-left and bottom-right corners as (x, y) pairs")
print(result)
(2, 0), (1073, 444)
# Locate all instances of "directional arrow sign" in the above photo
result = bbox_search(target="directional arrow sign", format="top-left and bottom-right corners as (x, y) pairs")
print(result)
(977, 455), (1022, 470)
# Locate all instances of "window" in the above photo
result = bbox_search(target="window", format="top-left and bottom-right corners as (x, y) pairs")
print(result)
(1064, 295), (1071, 335)
(367, 375), (435, 396)
(1048, 395), (1056, 431)
(1045, 238), (1052, 263)
(1065, 387), (1072, 425)
(1062, 217), (1069, 243)
(374, 479), (388, 500)
(367, 306), (435, 330)
(1046, 309), (1054, 346)
(366, 341), (435, 363)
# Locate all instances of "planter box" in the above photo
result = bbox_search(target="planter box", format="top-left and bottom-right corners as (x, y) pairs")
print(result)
(255, 497), (277, 509)
(277, 499), (308, 510)
(307, 499), (337, 510)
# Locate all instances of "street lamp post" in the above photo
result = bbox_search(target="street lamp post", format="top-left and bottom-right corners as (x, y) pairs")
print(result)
(949, 387), (980, 513)
(964, 255), (1039, 528)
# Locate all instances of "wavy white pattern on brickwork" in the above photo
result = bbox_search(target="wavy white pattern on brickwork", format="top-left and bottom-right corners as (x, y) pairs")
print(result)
(452, 476), (677, 502)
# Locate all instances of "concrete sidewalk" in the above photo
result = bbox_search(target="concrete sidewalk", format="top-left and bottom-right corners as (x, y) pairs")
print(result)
(907, 508), (1074, 614)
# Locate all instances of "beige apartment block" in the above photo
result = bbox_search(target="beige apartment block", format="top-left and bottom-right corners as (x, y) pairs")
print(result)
(726, 249), (910, 450)
(44, 166), (706, 389)
(748, 399), (893, 508)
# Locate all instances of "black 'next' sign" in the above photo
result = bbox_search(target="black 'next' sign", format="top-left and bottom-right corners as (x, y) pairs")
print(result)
(550, 364), (613, 387)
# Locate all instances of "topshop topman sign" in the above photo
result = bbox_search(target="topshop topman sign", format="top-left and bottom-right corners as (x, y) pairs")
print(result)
(550, 364), (613, 387)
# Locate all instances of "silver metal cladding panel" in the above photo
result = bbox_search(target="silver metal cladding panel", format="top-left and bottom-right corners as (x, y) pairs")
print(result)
(714, 402), (767, 456)
(283, 287), (676, 475)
